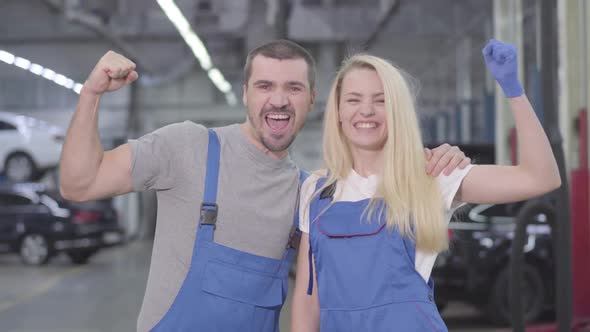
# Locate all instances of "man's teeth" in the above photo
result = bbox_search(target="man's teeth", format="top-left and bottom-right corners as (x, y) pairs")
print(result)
(267, 114), (290, 120)
(356, 122), (376, 128)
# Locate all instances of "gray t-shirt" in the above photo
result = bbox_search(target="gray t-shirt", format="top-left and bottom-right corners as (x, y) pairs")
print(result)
(128, 122), (300, 332)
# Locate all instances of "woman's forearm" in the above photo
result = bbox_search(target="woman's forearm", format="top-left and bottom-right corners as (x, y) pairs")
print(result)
(510, 95), (561, 191)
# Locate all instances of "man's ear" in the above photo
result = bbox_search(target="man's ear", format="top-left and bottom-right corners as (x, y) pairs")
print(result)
(242, 84), (247, 106)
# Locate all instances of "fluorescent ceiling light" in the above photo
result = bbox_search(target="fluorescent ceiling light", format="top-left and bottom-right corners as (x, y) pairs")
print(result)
(14, 57), (31, 70)
(42, 68), (56, 80)
(29, 63), (44, 75)
(54, 74), (68, 86)
(74, 83), (83, 94)
(0, 49), (83, 94)
(225, 93), (237, 106)
(64, 79), (75, 89)
(0, 50), (15, 64)
(157, 0), (236, 106)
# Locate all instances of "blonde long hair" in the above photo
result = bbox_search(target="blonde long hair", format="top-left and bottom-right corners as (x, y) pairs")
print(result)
(318, 54), (447, 253)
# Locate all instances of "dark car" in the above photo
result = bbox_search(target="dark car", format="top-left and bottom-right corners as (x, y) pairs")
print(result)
(432, 202), (554, 325)
(0, 183), (124, 265)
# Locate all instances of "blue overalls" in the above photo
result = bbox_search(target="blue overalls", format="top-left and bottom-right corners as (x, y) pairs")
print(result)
(152, 130), (304, 332)
(307, 178), (448, 332)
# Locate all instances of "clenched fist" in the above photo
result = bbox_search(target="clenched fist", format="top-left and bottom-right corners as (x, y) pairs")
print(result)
(82, 51), (138, 96)
(482, 39), (523, 98)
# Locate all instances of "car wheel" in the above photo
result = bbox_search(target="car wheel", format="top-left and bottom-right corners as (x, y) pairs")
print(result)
(486, 264), (545, 325)
(5, 153), (37, 182)
(19, 234), (51, 265)
(67, 250), (97, 265)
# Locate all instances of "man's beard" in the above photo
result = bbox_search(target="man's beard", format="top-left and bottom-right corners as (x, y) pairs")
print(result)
(250, 105), (299, 152)
(260, 131), (296, 152)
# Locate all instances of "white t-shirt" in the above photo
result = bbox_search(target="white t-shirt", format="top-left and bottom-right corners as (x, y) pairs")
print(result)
(299, 165), (475, 282)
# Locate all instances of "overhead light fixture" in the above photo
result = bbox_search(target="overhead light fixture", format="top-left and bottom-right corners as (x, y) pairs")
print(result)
(0, 49), (83, 94)
(29, 63), (44, 75)
(14, 57), (31, 70)
(42, 68), (56, 80)
(54, 74), (68, 87)
(0, 50), (15, 65)
(73, 84), (84, 94)
(157, 0), (237, 106)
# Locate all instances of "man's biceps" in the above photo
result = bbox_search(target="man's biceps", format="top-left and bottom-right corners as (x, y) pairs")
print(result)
(109, 143), (133, 165)
(102, 145), (133, 175)
(93, 147), (134, 194)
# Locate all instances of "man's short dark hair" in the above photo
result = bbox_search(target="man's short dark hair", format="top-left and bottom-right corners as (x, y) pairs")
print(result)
(243, 39), (316, 90)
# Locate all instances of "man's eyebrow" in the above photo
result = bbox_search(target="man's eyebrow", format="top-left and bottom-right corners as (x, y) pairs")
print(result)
(253, 80), (273, 86)
(285, 81), (306, 88)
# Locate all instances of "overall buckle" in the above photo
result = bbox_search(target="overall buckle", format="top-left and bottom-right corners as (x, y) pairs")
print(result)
(287, 225), (301, 250)
(200, 202), (218, 228)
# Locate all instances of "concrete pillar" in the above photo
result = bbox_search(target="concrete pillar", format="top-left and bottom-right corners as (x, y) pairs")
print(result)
(315, 0), (340, 104)
(245, 0), (284, 54)
(435, 114), (446, 143)
(113, 193), (141, 240)
(557, 0), (586, 172)
(492, 0), (523, 164)
(316, 43), (339, 103)
(456, 37), (472, 143)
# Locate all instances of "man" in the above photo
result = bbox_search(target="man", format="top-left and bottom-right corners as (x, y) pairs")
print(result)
(59, 39), (470, 331)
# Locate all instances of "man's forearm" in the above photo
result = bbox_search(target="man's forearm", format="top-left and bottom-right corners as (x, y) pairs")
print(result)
(59, 89), (105, 198)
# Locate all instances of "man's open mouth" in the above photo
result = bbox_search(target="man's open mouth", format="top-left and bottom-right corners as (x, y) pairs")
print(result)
(265, 113), (292, 132)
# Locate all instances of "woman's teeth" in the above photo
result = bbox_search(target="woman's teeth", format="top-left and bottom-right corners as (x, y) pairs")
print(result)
(355, 122), (376, 129)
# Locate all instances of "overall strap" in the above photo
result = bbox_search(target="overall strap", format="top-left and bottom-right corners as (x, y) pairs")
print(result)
(286, 170), (310, 251)
(198, 129), (221, 240)
(307, 177), (335, 295)
(277, 170), (310, 276)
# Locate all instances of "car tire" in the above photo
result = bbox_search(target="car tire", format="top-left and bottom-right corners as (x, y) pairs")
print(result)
(486, 264), (545, 325)
(67, 250), (97, 265)
(5, 152), (37, 182)
(19, 234), (51, 265)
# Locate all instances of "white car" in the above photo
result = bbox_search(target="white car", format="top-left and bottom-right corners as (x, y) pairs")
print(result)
(0, 112), (64, 182)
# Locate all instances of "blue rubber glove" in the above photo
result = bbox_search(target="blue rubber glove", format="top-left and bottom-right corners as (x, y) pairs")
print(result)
(482, 38), (524, 98)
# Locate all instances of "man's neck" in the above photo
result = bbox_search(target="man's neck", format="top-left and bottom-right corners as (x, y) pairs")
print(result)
(239, 123), (288, 160)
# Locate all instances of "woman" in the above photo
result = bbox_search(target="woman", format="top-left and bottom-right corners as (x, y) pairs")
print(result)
(290, 39), (561, 331)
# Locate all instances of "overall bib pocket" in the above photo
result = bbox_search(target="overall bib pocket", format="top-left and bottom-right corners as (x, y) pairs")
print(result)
(201, 260), (285, 331)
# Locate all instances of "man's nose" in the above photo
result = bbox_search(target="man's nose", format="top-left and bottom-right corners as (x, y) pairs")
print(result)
(269, 91), (289, 108)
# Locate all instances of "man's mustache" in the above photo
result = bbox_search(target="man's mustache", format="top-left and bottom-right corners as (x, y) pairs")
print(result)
(261, 107), (295, 116)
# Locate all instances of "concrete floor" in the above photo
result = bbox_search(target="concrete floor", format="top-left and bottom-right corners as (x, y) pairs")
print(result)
(0, 240), (509, 332)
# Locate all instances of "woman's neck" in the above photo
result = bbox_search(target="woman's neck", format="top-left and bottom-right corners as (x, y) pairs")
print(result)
(350, 147), (384, 177)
